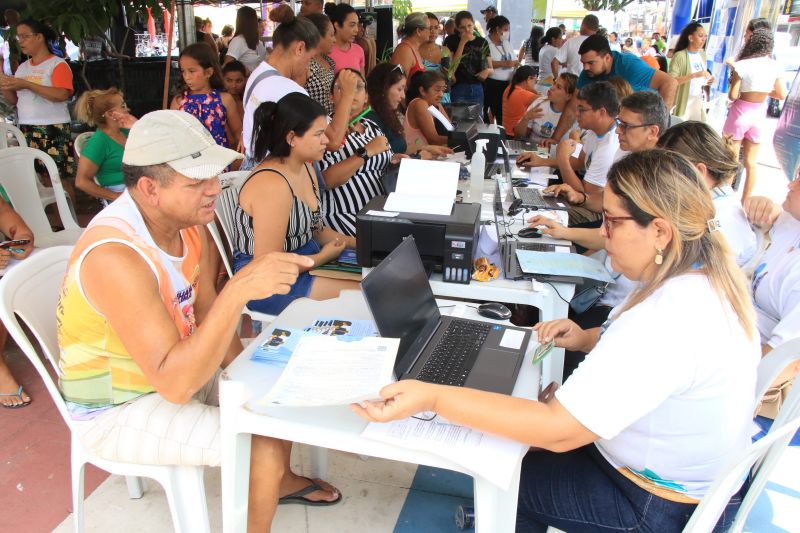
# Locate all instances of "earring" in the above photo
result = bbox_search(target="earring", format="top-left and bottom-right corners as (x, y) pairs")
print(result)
(655, 248), (663, 265)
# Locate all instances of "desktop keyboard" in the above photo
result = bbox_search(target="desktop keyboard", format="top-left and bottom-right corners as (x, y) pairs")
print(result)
(417, 320), (491, 386)
(517, 242), (554, 252)
(515, 187), (547, 205)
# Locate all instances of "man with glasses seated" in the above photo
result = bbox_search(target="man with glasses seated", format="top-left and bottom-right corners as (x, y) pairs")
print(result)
(57, 111), (341, 533)
(518, 81), (620, 226)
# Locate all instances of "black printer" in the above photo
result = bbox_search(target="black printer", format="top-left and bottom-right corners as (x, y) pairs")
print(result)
(356, 196), (481, 284)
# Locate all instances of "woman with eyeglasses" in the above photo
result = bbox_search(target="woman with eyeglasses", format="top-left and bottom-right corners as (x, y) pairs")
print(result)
(365, 62), (452, 159)
(320, 69), (406, 236)
(0, 18), (75, 189)
(354, 149), (759, 533)
(74, 88), (137, 204)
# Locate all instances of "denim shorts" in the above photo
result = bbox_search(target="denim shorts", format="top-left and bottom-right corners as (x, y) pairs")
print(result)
(232, 239), (320, 316)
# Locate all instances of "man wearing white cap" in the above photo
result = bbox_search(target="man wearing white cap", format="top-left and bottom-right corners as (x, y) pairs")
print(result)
(57, 110), (341, 532)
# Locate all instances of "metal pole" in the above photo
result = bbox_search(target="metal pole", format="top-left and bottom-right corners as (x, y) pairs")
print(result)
(175, 0), (196, 51)
(162, 1), (178, 109)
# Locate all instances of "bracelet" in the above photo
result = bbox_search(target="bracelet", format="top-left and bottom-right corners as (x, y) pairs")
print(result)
(574, 191), (588, 206)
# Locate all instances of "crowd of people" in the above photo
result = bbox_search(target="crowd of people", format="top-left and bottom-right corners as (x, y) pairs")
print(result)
(0, 4), (796, 533)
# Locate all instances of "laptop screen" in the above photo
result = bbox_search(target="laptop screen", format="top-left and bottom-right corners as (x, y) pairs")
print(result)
(361, 237), (441, 376)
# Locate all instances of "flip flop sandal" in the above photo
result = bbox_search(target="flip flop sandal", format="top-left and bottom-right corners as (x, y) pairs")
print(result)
(0, 385), (32, 409)
(279, 477), (342, 507)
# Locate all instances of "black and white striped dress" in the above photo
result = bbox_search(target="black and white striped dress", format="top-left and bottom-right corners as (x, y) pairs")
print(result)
(319, 117), (392, 236)
(232, 166), (322, 255)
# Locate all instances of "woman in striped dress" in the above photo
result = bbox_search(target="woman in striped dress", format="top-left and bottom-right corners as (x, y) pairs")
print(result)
(232, 92), (359, 316)
(320, 69), (406, 236)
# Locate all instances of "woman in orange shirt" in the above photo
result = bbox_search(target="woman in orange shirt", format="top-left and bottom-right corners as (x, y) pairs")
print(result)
(502, 66), (538, 136)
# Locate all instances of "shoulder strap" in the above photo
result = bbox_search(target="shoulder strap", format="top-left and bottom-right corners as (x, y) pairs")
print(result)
(243, 68), (282, 108)
(246, 167), (295, 196)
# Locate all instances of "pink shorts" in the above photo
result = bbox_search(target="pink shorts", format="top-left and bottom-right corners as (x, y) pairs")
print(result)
(722, 99), (768, 143)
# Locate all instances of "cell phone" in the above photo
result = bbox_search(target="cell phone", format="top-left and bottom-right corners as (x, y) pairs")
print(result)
(0, 239), (30, 249)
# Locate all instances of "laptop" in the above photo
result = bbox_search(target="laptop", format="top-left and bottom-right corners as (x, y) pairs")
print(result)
(485, 136), (512, 179)
(512, 186), (571, 211)
(492, 181), (578, 282)
(505, 138), (534, 157)
(361, 237), (530, 395)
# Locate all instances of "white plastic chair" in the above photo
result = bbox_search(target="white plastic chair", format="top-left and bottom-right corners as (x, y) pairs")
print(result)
(0, 246), (211, 533)
(0, 147), (82, 247)
(0, 123), (59, 210)
(73, 131), (93, 159)
(218, 170), (249, 190)
(210, 177), (276, 327)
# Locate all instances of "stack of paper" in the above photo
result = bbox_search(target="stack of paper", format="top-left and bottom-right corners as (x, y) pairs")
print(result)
(383, 159), (459, 216)
(361, 417), (524, 489)
(515, 249), (613, 282)
(254, 336), (399, 407)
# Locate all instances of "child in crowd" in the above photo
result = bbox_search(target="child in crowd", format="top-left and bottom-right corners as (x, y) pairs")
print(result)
(171, 43), (242, 148)
(222, 60), (247, 120)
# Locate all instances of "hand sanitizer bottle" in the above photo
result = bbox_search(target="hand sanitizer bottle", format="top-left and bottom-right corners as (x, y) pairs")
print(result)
(468, 139), (488, 203)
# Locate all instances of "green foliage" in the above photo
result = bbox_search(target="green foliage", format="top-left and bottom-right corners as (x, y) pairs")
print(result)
(580, 0), (637, 12)
(392, 0), (413, 22)
(25, 0), (172, 45)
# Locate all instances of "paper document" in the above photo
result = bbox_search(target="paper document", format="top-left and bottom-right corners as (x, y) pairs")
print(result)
(515, 249), (614, 282)
(255, 336), (399, 407)
(384, 159), (459, 216)
(428, 105), (454, 131)
(362, 417), (524, 489)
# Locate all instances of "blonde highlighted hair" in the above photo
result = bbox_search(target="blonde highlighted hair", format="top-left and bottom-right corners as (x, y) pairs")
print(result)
(75, 88), (122, 127)
(608, 149), (756, 338)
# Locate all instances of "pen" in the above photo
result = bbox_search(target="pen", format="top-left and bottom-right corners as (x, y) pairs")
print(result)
(349, 106), (372, 126)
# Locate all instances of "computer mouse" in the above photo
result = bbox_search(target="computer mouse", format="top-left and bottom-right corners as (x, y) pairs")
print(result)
(517, 227), (542, 239)
(477, 302), (512, 320)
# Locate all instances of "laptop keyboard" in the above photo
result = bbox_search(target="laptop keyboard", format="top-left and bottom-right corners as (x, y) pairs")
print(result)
(506, 139), (531, 153)
(485, 163), (501, 178)
(515, 187), (547, 205)
(417, 320), (491, 386)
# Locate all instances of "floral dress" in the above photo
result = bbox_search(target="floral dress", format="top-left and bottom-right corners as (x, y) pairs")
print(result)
(176, 90), (229, 147)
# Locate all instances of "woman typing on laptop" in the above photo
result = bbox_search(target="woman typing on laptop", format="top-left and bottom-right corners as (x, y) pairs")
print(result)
(353, 150), (759, 532)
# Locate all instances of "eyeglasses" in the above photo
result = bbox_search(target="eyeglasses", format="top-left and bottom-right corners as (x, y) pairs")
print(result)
(615, 118), (655, 132)
(603, 213), (636, 238)
(334, 82), (366, 91)
(15, 33), (39, 41)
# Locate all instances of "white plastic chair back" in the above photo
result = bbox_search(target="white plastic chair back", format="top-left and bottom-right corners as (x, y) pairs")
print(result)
(73, 131), (93, 159)
(218, 170), (249, 190)
(0, 147), (82, 247)
(215, 182), (242, 265)
(683, 339), (800, 532)
(0, 122), (26, 149)
(0, 246), (210, 533)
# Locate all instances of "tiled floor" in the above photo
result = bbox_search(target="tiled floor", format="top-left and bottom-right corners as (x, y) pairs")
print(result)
(3, 116), (799, 532)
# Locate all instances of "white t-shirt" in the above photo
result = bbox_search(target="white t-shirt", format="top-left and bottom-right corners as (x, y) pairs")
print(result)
(557, 274), (760, 500)
(711, 185), (757, 267)
(525, 97), (562, 143)
(752, 211), (800, 348)
(687, 51), (706, 97)
(555, 34), (588, 76)
(538, 44), (559, 83)
(242, 62), (308, 159)
(226, 35), (267, 74)
(733, 56), (783, 93)
(488, 39), (514, 81)
(582, 123), (620, 188)
(14, 55), (72, 125)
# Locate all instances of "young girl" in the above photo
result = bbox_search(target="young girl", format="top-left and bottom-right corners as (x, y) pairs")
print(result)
(723, 28), (785, 200)
(171, 43), (242, 149)
(502, 66), (538, 136)
(513, 72), (577, 144)
(222, 60), (247, 119)
(405, 70), (451, 147)
(232, 92), (360, 315)
(325, 3), (364, 75)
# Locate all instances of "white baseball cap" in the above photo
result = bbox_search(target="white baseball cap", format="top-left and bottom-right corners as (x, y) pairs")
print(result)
(122, 110), (243, 180)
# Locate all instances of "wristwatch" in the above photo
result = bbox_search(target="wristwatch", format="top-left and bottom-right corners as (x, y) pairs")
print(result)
(355, 145), (369, 162)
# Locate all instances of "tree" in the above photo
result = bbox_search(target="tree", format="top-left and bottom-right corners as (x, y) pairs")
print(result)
(581, 0), (637, 12)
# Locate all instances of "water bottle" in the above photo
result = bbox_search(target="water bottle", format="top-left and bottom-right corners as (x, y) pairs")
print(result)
(468, 139), (488, 203)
